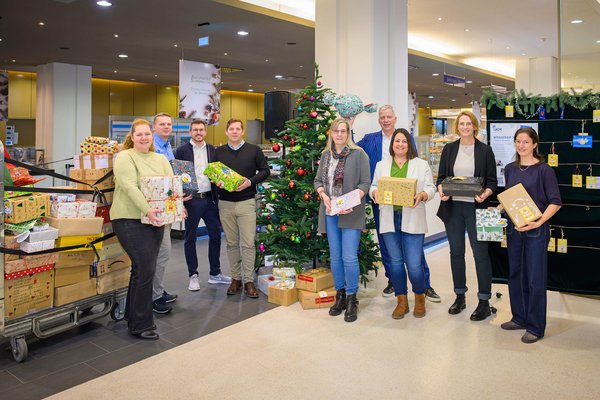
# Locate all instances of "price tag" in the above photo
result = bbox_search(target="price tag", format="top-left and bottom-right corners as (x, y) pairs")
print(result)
(593, 109), (600, 123)
(572, 174), (583, 187)
(557, 238), (568, 253)
(547, 237), (556, 252)
(548, 154), (558, 167)
(505, 105), (514, 118)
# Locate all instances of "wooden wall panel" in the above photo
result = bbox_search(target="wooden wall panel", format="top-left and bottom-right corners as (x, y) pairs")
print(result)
(109, 81), (134, 116)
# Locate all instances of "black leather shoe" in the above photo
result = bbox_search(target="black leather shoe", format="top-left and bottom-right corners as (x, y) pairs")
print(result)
(382, 281), (394, 297)
(448, 294), (466, 315)
(344, 294), (359, 323)
(470, 299), (492, 321)
(131, 330), (159, 340)
(329, 289), (347, 316)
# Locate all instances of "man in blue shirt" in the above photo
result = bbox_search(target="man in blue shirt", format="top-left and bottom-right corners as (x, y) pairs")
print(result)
(356, 105), (441, 302)
(151, 112), (178, 313)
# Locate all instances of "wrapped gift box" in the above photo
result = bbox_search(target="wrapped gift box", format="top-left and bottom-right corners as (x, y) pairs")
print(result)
(257, 274), (281, 295)
(70, 168), (112, 182)
(4, 193), (50, 223)
(141, 198), (185, 225)
(295, 268), (334, 293)
(204, 162), (245, 192)
(4, 233), (20, 262)
(378, 176), (417, 206)
(5, 253), (58, 274)
(140, 176), (183, 200)
(4, 266), (54, 320)
(267, 280), (298, 306)
(50, 193), (77, 203)
(20, 239), (55, 253)
(73, 154), (115, 169)
(79, 140), (119, 155)
(330, 189), (361, 215)
(298, 287), (336, 310)
(497, 183), (543, 228)
(476, 209), (507, 242)
(272, 267), (297, 280)
(170, 159), (199, 193)
(441, 176), (484, 197)
(76, 201), (98, 218)
(51, 201), (79, 218)
(26, 226), (60, 242)
(84, 136), (110, 144)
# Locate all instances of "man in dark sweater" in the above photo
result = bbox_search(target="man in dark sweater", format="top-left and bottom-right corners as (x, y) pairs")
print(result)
(214, 118), (270, 298)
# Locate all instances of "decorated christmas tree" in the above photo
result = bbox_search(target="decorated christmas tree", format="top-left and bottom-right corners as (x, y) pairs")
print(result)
(255, 64), (380, 286)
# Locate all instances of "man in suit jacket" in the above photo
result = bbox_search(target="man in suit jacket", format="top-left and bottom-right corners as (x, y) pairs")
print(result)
(356, 105), (441, 302)
(175, 119), (231, 292)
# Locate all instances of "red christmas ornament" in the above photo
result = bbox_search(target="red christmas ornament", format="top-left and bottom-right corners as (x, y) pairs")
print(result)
(280, 225), (287, 231)
(297, 168), (304, 176)
(302, 93), (307, 99)
(290, 138), (296, 146)
(306, 232), (311, 238)
(281, 193), (286, 198)
(283, 134), (289, 141)
(266, 215), (271, 221)
(303, 124), (308, 129)
(285, 159), (292, 167)
(288, 180), (296, 189)
(310, 111), (318, 118)
(272, 143), (281, 152)
(317, 81), (322, 86)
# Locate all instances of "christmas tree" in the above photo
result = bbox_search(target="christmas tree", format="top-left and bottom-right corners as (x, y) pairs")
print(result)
(256, 64), (380, 286)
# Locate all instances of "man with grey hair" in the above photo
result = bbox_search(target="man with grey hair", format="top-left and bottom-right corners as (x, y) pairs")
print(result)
(356, 105), (441, 302)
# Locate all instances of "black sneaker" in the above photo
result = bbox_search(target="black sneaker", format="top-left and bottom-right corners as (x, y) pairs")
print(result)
(162, 291), (178, 303)
(153, 297), (173, 314)
(425, 287), (441, 303)
(382, 281), (394, 297)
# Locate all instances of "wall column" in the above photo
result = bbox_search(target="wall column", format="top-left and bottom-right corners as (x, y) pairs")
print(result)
(515, 56), (560, 96)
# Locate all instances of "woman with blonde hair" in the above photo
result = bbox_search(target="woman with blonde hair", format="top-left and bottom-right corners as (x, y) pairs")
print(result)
(314, 118), (370, 323)
(110, 118), (174, 340)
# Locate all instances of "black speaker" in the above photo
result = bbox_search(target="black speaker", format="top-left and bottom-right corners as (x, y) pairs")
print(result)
(264, 91), (294, 139)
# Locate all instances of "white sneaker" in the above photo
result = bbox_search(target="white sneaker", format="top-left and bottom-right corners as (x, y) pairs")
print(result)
(208, 274), (232, 284)
(188, 274), (200, 291)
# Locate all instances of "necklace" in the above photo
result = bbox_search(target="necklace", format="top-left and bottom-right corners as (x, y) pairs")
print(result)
(519, 165), (530, 171)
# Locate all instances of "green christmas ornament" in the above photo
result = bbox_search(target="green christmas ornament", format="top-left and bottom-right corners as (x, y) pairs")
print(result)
(318, 134), (326, 141)
(270, 193), (277, 200)
(295, 145), (302, 151)
(294, 236), (301, 244)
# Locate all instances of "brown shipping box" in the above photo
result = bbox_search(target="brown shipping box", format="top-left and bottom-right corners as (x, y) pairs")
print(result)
(378, 176), (417, 206)
(95, 242), (125, 261)
(497, 183), (543, 228)
(70, 168), (112, 182)
(4, 270), (54, 320)
(96, 268), (130, 294)
(54, 265), (91, 287)
(56, 251), (95, 268)
(298, 287), (337, 310)
(95, 253), (131, 276)
(295, 268), (334, 293)
(4, 233), (20, 261)
(54, 278), (97, 306)
(268, 283), (298, 306)
(47, 216), (104, 236)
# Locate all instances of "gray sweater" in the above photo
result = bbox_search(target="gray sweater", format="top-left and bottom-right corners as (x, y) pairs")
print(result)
(314, 147), (371, 233)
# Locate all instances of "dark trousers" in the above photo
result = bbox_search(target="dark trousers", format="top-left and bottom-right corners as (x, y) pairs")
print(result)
(112, 219), (164, 334)
(506, 222), (549, 337)
(184, 196), (222, 277)
(444, 201), (492, 300)
(373, 202), (431, 287)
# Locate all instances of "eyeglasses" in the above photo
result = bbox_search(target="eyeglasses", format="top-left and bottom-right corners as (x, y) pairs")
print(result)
(191, 129), (205, 132)
(332, 129), (348, 134)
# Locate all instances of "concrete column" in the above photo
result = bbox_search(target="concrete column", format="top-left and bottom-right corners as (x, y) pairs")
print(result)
(36, 63), (91, 179)
(515, 56), (560, 96)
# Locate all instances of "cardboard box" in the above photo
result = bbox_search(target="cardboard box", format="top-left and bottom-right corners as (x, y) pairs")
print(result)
(55, 234), (103, 251)
(4, 269), (54, 320)
(441, 176), (484, 197)
(476, 209), (507, 242)
(295, 268), (334, 293)
(55, 265), (91, 287)
(95, 242), (125, 261)
(298, 287), (337, 310)
(70, 168), (112, 182)
(20, 239), (55, 253)
(272, 267), (297, 279)
(46, 216), (104, 236)
(94, 253), (131, 276)
(73, 154), (115, 169)
(34, 193), (51, 218)
(26, 226), (60, 242)
(54, 278), (97, 306)
(75, 178), (114, 191)
(257, 274), (281, 295)
(497, 183), (543, 228)
(378, 176), (417, 206)
(4, 233), (20, 262)
(96, 268), (130, 294)
(331, 189), (361, 215)
(22, 253), (59, 270)
(56, 251), (95, 268)
(268, 281), (298, 306)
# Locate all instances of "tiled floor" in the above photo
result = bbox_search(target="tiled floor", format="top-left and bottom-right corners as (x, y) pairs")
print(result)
(0, 235), (277, 399)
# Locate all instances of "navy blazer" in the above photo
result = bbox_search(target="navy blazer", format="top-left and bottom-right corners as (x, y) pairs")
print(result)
(435, 139), (498, 222)
(174, 141), (219, 201)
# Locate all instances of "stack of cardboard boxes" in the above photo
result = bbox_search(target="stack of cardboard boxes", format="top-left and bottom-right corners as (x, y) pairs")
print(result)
(259, 267), (298, 306)
(295, 268), (336, 310)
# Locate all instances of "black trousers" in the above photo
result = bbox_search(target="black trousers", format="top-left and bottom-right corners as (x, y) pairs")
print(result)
(112, 218), (164, 334)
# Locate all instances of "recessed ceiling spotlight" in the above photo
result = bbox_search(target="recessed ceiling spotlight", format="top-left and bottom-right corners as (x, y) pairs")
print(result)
(174, 44), (178, 47)
(16, 74), (24, 78)
(224, 52), (228, 56)
(130, 78), (136, 81)
(571, 19), (583, 24)
(114, 70), (117, 73)
(0, 38), (3, 42)
(432, 73), (439, 76)
(237, 31), (249, 36)
(506, 46), (510, 49)
(299, 65), (303, 68)
(118, 54), (128, 58)
(12, 59), (16, 62)
(451, 99), (456, 102)
(437, 17), (443, 21)
(248, 89), (254, 92)
(428, 95), (434, 99)
(249, 84), (253, 87)
(275, 75), (283, 79)
(97, 1), (112, 6)
(521, 52), (527, 56)
(464, 28), (470, 32)
(38, 22), (45, 26)
(114, 34), (119, 38)
(596, 40), (600, 44)
(154, 74), (158, 77)
(466, 80), (472, 84)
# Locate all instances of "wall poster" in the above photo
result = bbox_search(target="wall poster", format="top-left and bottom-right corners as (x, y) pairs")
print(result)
(178, 60), (221, 124)
(490, 122), (538, 187)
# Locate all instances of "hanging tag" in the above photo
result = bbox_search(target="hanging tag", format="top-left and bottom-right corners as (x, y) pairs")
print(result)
(539, 105), (546, 120)
(560, 107), (565, 120)
(573, 165), (582, 187)
(593, 109), (600, 123)
(547, 142), (558, 167)
(547, 237), (556, 252)
(557, 238), (568, 253)
(573, 134), (592, 148)
(586, 176), (600, 189)
(505, 105), (514, 118)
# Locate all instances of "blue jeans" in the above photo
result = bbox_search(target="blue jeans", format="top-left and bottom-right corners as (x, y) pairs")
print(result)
(184, 196), (222, 277)
(444, 201), (492, 300)
(326, 215), (361, 295)
(506, 222), (549, 337)
(382, 211), (426, 295)
(373, 202), (431, 287)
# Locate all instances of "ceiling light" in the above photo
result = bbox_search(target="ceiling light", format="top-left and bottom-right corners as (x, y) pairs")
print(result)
(464, 28), (470, 32)
(0, 38), (3, 42)
(237, 31), (249, 36)
(275, 75), (283, 79)
(174, 44), (178, 47)
(154, 74), (158, 77)
(130, 78), (136, 81)
(118, 54), (128, 58)
(265, 59), (269, 62)
(114, 70), (117, 73)
(571, 19), (583, 24)
(16, 74), (24, 78)
(451, 99), (456, 102)
(506, 46), (510, 49)
(521, 52), (527, 56)
(224, 52), (228, 56)
(12, 59), (16, 62)
(596, 40), (600, 44)
(114, 34), (119, 38)
(248, 89), (254, 92)
(38, 22), (45, 26)
(428, 95), (434, 99)
(97, 1), (112, 6)
(437, 17), (443, 21)
(432, 73), (439, 76)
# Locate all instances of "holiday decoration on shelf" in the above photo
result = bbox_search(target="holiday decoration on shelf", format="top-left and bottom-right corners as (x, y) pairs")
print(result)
(254, 63), (380, 284)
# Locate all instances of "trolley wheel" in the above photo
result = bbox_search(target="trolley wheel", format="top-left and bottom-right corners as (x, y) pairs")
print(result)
(110, 299), (126, 321)
(10, 336), (28, 363)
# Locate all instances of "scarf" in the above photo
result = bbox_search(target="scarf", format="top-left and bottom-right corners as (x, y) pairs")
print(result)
(323, 146), (350, 198)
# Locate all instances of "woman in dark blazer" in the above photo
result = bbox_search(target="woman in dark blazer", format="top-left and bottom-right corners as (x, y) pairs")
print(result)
(436, 111), (497, 321)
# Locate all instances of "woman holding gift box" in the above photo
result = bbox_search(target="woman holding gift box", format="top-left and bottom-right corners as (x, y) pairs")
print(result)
(502, 127), (561, 344)
(436, 110), (498, 321)
(110, 118), (174, 340)
(369, 128), (436, 319)
(314, 118), (370, 323)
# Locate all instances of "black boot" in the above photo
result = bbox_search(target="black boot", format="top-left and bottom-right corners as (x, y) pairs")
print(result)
(448, 294), (466, 315)
(344, 294), (359, 323)
(470, 299), (492, 321)
(329, 289), (347, 316)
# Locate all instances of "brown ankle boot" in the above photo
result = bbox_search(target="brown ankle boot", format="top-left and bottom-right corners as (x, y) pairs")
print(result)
(414, 293), (426, 318)
(392, 294), (409, 319)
